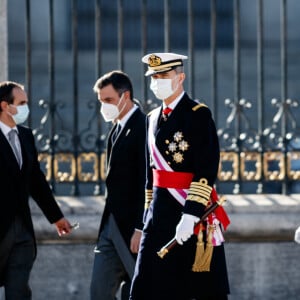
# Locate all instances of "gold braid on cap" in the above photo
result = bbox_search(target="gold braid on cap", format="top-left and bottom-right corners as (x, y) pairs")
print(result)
(145, 189), (153, 209)
(147, 54), (183, 72)
(148, 61), (182, 72)
(186, 178), (212, 206)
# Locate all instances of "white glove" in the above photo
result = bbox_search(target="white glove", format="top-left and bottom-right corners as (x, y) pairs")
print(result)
(295, 226), (300, 244)
(175, 214), (200, 245)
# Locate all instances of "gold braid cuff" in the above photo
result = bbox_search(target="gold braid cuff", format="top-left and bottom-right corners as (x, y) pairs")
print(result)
(145, 189), (153, 209)
(186, 178), (212, 206)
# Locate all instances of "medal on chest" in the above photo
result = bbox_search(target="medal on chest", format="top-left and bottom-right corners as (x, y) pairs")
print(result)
(164, 131), (189, 164)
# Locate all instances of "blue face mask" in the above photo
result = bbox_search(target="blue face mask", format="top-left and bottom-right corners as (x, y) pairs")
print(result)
(10, 104), (30, 124)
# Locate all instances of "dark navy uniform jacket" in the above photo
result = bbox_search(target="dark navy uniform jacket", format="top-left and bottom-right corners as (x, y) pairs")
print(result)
(130, 93), (230, 300)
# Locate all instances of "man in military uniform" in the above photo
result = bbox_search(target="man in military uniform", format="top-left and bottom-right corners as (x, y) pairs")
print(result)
(130, 53), (230, 300)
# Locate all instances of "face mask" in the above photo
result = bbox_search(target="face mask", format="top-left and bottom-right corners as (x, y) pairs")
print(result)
(150, 77), (178, 100)
(10, 104), (30, 124)
(100, 93), (125, 122)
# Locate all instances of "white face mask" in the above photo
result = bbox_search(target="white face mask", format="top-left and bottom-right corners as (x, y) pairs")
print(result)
(150, 77), (178, 100)
(100, 93), (125, 122)
(10, 104), (30, 124)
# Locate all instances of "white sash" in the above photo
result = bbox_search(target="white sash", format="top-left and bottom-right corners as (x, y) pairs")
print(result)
(148, 108), (188, 206)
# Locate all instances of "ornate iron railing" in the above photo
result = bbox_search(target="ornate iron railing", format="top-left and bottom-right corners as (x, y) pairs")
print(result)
(8, 0), (300, 195)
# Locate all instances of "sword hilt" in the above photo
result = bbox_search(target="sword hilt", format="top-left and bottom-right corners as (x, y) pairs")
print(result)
(157, 196), (227, 259)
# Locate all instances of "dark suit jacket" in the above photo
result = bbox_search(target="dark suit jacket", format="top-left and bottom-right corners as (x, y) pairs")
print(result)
(0, 125), (64, 243)
(99, 107), (146, 249)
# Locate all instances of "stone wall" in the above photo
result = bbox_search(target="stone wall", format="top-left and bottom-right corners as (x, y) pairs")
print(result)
(1, 195), (299, 299)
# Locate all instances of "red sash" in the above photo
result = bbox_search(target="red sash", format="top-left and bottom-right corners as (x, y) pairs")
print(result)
(153, 169), (193, 189)
(153, 169), (230, 231)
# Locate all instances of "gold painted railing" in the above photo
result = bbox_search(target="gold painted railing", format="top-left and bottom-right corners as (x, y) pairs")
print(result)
(38, 151), (300, 183)
(38, 152), (107, 183)
(219, 151), (300, 181)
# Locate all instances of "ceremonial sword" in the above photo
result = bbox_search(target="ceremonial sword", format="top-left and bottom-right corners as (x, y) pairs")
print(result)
(157, 196), (227, 258)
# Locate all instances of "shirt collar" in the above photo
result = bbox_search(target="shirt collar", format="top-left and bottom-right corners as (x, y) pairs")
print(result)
(163, 91), (185, 111)
(0, 120), (18, 137)
(117, 104), (138, 128)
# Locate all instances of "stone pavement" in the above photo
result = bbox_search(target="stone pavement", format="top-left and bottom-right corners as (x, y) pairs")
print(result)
(28, 194), (300, 242)
(1, 194), (299, 299)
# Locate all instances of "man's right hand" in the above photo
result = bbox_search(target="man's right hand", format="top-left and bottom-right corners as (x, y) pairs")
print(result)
(175, 214), (200, 245)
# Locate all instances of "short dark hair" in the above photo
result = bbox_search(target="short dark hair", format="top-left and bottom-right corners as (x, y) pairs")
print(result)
(0, 81), (24, 111)
(174, 66), (184, 74)
(93, 70), (134, 101)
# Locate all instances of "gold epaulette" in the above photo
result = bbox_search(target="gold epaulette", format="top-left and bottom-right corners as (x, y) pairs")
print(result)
(192, 103), (207, 111)
(144, 189), (153, 209)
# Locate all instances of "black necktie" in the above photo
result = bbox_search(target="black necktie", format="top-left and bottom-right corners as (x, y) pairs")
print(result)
(111, 124), (121, 143)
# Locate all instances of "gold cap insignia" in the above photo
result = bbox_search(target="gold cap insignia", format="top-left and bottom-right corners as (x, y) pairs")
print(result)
(148, 54), (162, 67)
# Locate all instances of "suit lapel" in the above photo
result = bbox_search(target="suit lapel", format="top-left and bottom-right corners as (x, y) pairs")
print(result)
(0, 129), (21, 175)
(106, 108), (141, 174)
(17, 126), (32, 172)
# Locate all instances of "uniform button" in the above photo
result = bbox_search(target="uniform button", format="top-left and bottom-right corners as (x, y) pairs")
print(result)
(166, 151), (169, 154)
(165, 140), (169, 144)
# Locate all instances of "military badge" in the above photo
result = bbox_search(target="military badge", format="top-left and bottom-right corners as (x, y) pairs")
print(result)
(173, 152), (184, 163)
(178, 140), (189, 151)
(164, 132), (190, 164)
(168, 142), (177, 152)
(174, 131), (183, 142)
(148, 54), (162, 67)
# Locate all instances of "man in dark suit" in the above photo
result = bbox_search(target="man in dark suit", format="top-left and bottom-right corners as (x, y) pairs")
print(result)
(130, 53), (230, 300)
(0, 81), (72, 300)
(90, 70), (146, 300)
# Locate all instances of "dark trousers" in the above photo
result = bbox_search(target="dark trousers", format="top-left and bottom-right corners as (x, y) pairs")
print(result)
(0, 217), (35, 300)
(90, 215), (135, 300)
